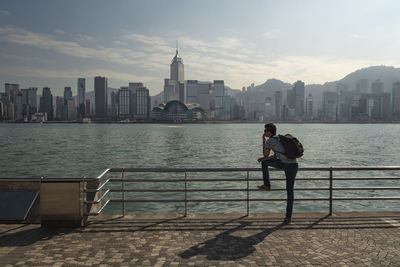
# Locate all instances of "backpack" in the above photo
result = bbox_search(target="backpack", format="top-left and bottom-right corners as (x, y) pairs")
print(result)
(276, 134), (304, 159)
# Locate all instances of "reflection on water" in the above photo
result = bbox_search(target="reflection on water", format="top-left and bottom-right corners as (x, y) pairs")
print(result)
(1, 123), (399, 213)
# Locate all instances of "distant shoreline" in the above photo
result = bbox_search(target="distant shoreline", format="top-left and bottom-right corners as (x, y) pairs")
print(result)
(2, 120), (400, 124)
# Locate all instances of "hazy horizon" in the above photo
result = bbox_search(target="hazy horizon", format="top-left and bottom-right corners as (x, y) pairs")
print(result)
(1, 0), (400, 96)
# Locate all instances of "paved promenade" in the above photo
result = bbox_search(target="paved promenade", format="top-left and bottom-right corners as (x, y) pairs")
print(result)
(1, 212), (400, 266)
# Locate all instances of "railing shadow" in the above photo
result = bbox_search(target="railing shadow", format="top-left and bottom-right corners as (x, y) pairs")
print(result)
(0, 226), (71, 247)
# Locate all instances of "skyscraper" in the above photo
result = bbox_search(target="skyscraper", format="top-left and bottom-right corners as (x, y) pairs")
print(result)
(134, 86), (151, 120)
(77, 78), (86, 118)
(118, 87), (130, 119)
(274, 91), (282, 121)
(170, 49), (184, 84)
(5, 83), (19, 103)
(392, 81), (400, 118)
(39, 87), (53, 121)
(64, 87), (72, 105)
(293, 80), (305, 117)
(94, 76), (108, 118)
(164, 48), (184, 102)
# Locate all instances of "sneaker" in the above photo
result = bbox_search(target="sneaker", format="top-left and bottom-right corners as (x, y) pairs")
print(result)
(283, 216), (292, 224)
(257, 185), (271, 191)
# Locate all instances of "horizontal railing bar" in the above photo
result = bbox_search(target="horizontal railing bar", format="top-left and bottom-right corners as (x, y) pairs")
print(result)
(107, 178), (330, 183)
(108, 197), (400, 203)
(333, 187), (400, 190)
(108, 187), (400, 193)
(84, 189), (110, 204)
(85, 199), (111, 216)
(333, 177), (400, 180)
(0, 177), (41, 181)
(107, 166), (400, 173)
(109, 198), (331, 203)
(110, 188), (331, 193)
(84, 179), (111, 193)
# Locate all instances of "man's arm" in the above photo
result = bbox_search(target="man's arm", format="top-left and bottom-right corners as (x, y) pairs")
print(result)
(258, 148), (274, 162)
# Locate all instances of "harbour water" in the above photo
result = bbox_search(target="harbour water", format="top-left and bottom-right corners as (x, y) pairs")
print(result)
(1, 123), (399, 214)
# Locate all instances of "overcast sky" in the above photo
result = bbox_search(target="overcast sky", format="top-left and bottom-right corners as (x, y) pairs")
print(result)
(0, 0), (399, 96)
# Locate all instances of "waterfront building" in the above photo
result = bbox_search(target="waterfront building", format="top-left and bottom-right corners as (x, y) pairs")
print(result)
(4, 103), (15, 120)
(63, 87), (72, 105)
(55, 97), (64, 120)
(118, 87), (130, 119)
(129, 82), (143, 117)
(323, 92), (338, 121)
(0, 100), (3, 120)
(151, 100), (204, 122)
(77, 78), (86, 118)
(305, 93), (313, 120)
(222, 95), (231, 120)
(293, 80), (305, 117)
(85, 99), (91, 117)
(392, 82), (400, 118)
(184, 80), (212, 112)
(134, 86), (151, 120)
(14, 92), (23, 120)
(39, 87), (53, 121)
(94, 76), (108, 118)
(371, 79), (384, 94)
(5, 83), (19, 103)
(67, 98), (77, 121)
(110, 91), (118, 118)
(170, 48), (184, 102)
(24, 87), (38, 115)
(212, 80), (225, 120)
(274, 91), (282, 121)
(164, 79), (178, 103)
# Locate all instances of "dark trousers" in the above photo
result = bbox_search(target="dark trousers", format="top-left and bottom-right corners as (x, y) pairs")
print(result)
(261, 158), (298, 218)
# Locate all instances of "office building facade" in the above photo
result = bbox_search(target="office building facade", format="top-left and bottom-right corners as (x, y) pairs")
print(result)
(94, 76), (108, 118)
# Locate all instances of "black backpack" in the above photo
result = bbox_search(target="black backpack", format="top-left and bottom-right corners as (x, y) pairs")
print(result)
(276, 134), (304, 159)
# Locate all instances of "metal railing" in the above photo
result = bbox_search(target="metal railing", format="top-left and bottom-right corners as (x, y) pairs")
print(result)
(83, 166), (400, 217)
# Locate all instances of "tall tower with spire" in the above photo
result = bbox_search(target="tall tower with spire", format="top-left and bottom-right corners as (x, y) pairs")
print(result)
(170, 44), (184, 83)
(164, 43), (185, 103)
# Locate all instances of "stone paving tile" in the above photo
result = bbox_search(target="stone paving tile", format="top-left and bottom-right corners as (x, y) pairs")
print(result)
(0, 212), (400, 266)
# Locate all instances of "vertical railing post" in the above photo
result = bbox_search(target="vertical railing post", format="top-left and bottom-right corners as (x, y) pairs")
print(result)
(329, 167), (333, 216)
(122, 169), (125, 217)
(184, 170), (187, 217)
(246, 169), (249, 216)
(82, 176), (86, 218)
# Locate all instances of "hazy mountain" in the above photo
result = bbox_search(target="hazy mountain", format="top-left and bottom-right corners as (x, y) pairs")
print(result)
(336, 65), (400, 92)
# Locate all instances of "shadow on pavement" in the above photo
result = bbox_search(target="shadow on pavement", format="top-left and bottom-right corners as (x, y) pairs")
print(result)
(0, 226), (71, 247)
(179, 220), (284, 260)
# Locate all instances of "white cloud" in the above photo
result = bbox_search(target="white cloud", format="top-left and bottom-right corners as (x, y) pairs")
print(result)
(262, 29), (281, 39)
(0, 10), (10, 16)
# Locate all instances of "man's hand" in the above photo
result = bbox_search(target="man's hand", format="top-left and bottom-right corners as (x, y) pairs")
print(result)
(257, 157), (265, 162)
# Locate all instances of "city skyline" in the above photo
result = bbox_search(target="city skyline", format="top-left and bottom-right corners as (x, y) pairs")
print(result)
(1, 0), (400, 96)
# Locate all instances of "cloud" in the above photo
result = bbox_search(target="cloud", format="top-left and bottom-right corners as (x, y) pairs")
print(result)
(0, 25), (386, 92)
(0, 10), (10, 16)
(54, 29), (66, 34)
(0, 65), (155, 83)
(262, 29), (281, 39)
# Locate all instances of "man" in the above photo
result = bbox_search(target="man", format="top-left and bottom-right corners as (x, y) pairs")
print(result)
(257, 123), (298, 223)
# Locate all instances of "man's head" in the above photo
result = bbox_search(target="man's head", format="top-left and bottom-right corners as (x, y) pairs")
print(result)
(264, 123), (276, 137)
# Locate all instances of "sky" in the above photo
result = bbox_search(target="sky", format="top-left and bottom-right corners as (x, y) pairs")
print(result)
(1, 0), (400, 96)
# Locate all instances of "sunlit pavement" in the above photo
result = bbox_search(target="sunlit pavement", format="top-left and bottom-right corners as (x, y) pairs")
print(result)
(1, 212), (400, 266)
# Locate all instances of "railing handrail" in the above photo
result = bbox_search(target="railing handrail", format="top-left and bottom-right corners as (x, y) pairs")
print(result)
(1, 166), (399, 218)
